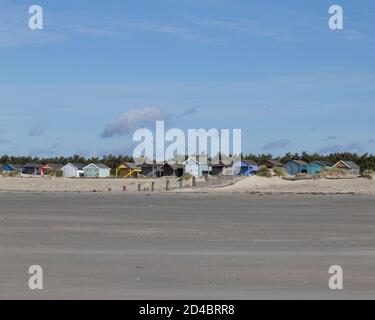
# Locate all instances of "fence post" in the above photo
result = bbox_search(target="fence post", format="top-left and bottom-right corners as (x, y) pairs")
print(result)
(138, 183), (141, 191)
(192, 177), (196, 188)
(151, 182), (155, 192)
(179, 179), (183, 188)
(166, 180), (170, 191)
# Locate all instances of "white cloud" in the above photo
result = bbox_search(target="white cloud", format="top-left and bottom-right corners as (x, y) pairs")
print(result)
(101, 107), (165, 138)
(101, 105), (202, 139)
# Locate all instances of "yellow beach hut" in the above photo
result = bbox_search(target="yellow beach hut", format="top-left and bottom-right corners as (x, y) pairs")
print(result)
(116, 163), (141, 178)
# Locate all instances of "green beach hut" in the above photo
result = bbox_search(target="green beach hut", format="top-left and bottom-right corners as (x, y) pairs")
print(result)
(83, 163), (111, 178)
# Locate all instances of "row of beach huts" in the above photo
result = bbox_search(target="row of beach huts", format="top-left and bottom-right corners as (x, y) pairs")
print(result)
(0, 158), (361, 178)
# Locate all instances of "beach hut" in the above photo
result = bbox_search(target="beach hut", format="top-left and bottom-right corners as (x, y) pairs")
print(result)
(83, 163), (111, 178)
(222, 162), (235, 176)
(50, 163), (64, 170)
(22, 163), (41, 175)
(333, 160), (360, 176)
(307, 161), (333, 175)
(211, 162), (224, 175)
(260, 159), (283, 169)
(209, 160), (236, 176)
(116, 163), (141, 178)
(139, 162), (163, 177)
(156, 163), (184, 177)
(40, 164), (53, 176)
(61, 163), (85, 177)
(233, 160), (259, 176)
(39, 163), (64, 176)
(171, 164), (184, 177)
(139, 163), (153, 177)
(1, 164), (22, 172)
(183, 157), (210, 177)
(158, 163), (175, 177)
(283, 160), (308, 175)
(244, 160), (258, 175)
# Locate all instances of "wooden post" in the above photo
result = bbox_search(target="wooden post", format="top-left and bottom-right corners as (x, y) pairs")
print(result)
(179, 179), (183, 188)
(151, 182), (155, 192)
(192, 177), (196, 188)
(166, 180), (170, 191)
(138, 183), (141, 191)
(123, 186), (126, 192)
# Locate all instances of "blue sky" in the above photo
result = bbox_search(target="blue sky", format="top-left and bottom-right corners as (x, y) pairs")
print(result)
(0, 0), (374, 157)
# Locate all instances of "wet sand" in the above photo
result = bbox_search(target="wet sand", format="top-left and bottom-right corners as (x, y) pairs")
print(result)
(0, 192), (374, 299)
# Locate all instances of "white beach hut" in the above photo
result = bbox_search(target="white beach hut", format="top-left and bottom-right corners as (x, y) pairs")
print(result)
(61, 163), (85, 178)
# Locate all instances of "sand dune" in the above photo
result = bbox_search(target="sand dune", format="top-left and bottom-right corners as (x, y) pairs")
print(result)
(217, 176), (375, 195)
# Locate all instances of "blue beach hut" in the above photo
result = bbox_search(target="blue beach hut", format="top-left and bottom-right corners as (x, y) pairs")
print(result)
(233, 160), (259, 176)
(283, 160), (308, 175)
(1, 164), (22, 172)
(307, 161), (333, 175)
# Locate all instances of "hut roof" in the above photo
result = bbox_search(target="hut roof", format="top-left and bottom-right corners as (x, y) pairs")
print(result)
(337, 160), (360, 169)
(69, 163), (86, 170)
(124, 162), (140, 169)
(7, 164), (23, 170)
(84, 163), (110, 170)
(24, 163), (41, 168)
(243, 160), (258, 166)
(183, 157), (200, 165)
(43, 163), (64, 170)
(313, 161), (333, 167)
(262, 159), (283, 167)
(289, 160), (309, 166)
(171, 164), (184, 170)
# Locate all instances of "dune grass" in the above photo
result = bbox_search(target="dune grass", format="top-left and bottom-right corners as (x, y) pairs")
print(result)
(256, 166), (272, 178)
(362, 169), (375, 180)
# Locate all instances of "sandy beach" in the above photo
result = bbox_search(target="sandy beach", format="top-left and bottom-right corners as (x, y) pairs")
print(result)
(0, 175), (374, 195)
(0, 176), (190, 193)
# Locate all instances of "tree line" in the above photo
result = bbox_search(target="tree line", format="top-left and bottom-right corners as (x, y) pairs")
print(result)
(0, 154), (133, 172)
(1, 152), (375, 172)
(242, 152), (375, 172)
